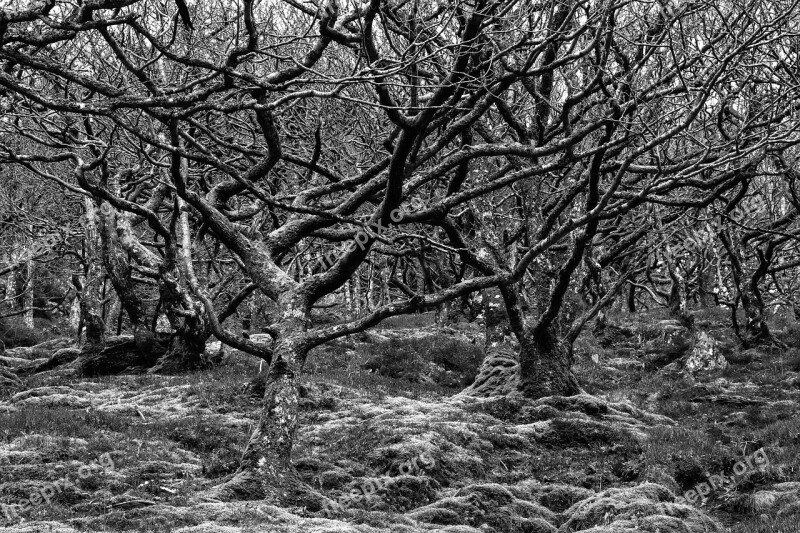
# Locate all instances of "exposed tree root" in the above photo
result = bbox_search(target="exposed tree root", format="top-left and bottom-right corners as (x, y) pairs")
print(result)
(208, 468), (330, 512)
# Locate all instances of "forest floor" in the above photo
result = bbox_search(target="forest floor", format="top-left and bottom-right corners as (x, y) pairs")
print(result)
(1, 310), (800, 532)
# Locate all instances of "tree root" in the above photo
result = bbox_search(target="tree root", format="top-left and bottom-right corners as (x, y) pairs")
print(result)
(207, 468), (331, 512)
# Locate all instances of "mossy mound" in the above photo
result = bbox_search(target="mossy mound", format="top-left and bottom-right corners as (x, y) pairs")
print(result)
(558, 483), (723, 532)
(409, 482), (557, 532)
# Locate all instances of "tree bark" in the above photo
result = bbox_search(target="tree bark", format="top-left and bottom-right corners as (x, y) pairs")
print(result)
(627, 281), (636, 312)
(739, 282), (772, 346)
(99, 200), (150, 332)
(80, 198), (106, 354)
(149, 306), (210, 374)
(149, 206), (211, 373)
(22, 259), (34, 328)
(217, 306), (324, 509)
(697, 251), (716, 308)
(719, 228), (776, 347)
(518, 323), (580, 399)
(667, 268), (694, 329)
(2, 252), (15, 313)
(68, 276), (81, 332)
(459, 288), (520, 397)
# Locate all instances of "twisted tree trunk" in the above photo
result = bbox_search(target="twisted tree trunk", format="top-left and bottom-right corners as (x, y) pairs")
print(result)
(459, 288), (520, 397)
(719, 229), (778, 348)
(149, 304), (209, 374)
(217, 304), (325, 509)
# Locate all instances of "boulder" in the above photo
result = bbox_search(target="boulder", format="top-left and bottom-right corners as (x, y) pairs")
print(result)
(683, 331), (727, 374)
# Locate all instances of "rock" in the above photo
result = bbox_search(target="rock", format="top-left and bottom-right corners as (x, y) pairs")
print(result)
(683, 331), (727, 374)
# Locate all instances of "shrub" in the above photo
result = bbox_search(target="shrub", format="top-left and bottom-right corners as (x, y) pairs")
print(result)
(363, 338), (426, 379)
(427, 337), (483, 379)
(0, 316), (44, 348)
(362, 335), (483, 386)
(777, 324), (800, 350)
(785, 349), (800, 372)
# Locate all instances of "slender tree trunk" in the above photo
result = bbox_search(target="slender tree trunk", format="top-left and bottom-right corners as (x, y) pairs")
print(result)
(719, 229), (776, 347)
(344, 279), (353, 315)
(627, 281), (636, 313)
(582, 254), (607, 332)
(668, 269), (694, 329)
(697, 252), (716, 308)
(22, 259), (34, 328)
(100, 202), (149, 333)
(81, 199), (106, 353)
(68, 285), (81, 332)
(739, 282), (772, 346)
(2, 252), (15, 313)
(435, 302), (450, 324)
(149, 209), (210, 373)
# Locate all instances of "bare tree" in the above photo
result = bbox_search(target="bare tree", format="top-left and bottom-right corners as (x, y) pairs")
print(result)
(1, 0), (800, 508)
